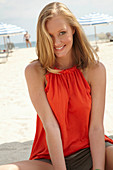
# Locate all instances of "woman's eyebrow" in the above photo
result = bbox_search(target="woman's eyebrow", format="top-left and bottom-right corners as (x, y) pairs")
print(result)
(48, 29), (66, 35)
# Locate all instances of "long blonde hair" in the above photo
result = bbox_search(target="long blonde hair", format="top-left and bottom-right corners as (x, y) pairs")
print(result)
(36, 2), (98, 73)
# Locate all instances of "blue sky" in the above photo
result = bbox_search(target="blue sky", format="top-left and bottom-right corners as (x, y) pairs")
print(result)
(0, 0), (113, 43)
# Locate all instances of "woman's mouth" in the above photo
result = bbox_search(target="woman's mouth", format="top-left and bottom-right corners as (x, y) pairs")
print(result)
(55, 45), (65, 51)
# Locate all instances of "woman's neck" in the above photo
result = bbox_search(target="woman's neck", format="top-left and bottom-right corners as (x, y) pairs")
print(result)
(55, 55), (75, 70)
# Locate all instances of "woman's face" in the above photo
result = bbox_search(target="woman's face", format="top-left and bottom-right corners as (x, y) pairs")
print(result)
(46, 15), (75, 59)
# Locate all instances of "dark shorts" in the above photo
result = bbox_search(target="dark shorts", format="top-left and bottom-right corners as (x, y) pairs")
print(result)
(34, 141), (113, 170)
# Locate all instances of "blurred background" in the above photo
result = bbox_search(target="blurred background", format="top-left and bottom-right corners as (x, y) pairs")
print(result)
(0, 0), (113, 49)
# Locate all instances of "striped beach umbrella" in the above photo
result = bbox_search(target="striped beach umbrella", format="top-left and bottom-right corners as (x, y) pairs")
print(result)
(78, 13), (113, 46)
(78, 12), (113, 26)
(0, 22), (26, 37)
(0, 23), (26, 62)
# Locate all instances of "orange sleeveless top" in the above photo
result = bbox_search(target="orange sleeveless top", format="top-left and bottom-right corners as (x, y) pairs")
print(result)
(29, 66), (113, 160)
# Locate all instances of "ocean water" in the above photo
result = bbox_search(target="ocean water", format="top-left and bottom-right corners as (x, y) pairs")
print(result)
(14, 41), (36, 49)
(0, 33), (110, 50)
(0, 41), (36, 50)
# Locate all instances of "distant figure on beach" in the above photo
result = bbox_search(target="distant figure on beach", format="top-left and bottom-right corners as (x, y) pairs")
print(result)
(24, 31), (32, 48)
(1, 2), (113, 170)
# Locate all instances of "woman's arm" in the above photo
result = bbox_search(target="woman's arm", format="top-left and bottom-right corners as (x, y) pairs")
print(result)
(88, 62), (106, 170)
(25, 61), (66, 170)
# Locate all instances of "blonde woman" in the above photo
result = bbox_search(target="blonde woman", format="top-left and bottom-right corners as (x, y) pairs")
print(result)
(1, 2), (113, 170)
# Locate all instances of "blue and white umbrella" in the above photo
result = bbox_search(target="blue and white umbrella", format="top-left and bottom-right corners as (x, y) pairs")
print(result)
(78, 13), (113, 45)
(78, 12), (113, 26)
(0, 22), (26, 36)
(0, 22), (26, 60)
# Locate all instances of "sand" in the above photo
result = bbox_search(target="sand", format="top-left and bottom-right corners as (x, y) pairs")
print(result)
(0, 42), (113, 165)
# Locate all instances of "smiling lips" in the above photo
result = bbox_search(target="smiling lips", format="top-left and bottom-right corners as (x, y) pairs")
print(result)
(55, 45), (65, 50)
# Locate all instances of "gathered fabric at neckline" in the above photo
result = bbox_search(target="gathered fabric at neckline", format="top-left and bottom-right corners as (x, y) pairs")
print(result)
(46, 66), (90, 91)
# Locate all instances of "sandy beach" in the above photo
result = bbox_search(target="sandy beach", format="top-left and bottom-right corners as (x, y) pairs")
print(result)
(0, 42), (113, 164)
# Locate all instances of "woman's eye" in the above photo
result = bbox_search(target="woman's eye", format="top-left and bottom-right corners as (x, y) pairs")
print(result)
(59, 31), (66, 35)
(49, 34), (53, 38)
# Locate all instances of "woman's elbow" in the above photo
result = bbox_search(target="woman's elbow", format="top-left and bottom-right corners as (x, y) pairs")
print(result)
(43, 121), (60, 133)
(89, 126), (104, 138)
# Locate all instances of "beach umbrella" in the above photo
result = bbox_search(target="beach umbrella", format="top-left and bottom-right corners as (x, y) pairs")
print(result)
(0, 22), (26, 49)
(78, 12), (113, 45)
(0, 22), (26, 63)
(0, 22), (26, 37)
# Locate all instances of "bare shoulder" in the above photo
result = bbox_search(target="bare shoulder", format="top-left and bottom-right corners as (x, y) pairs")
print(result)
(89, 61), (106, 72)
(87, 61), (106, 86)
(25, 60), (45, 81)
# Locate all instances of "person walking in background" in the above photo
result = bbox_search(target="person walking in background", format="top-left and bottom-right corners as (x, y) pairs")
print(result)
(24, 31), (32, 48)
(0, 2), (113, 170)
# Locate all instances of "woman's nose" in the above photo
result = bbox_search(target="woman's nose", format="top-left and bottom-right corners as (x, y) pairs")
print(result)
(54, 36), (61, 46)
